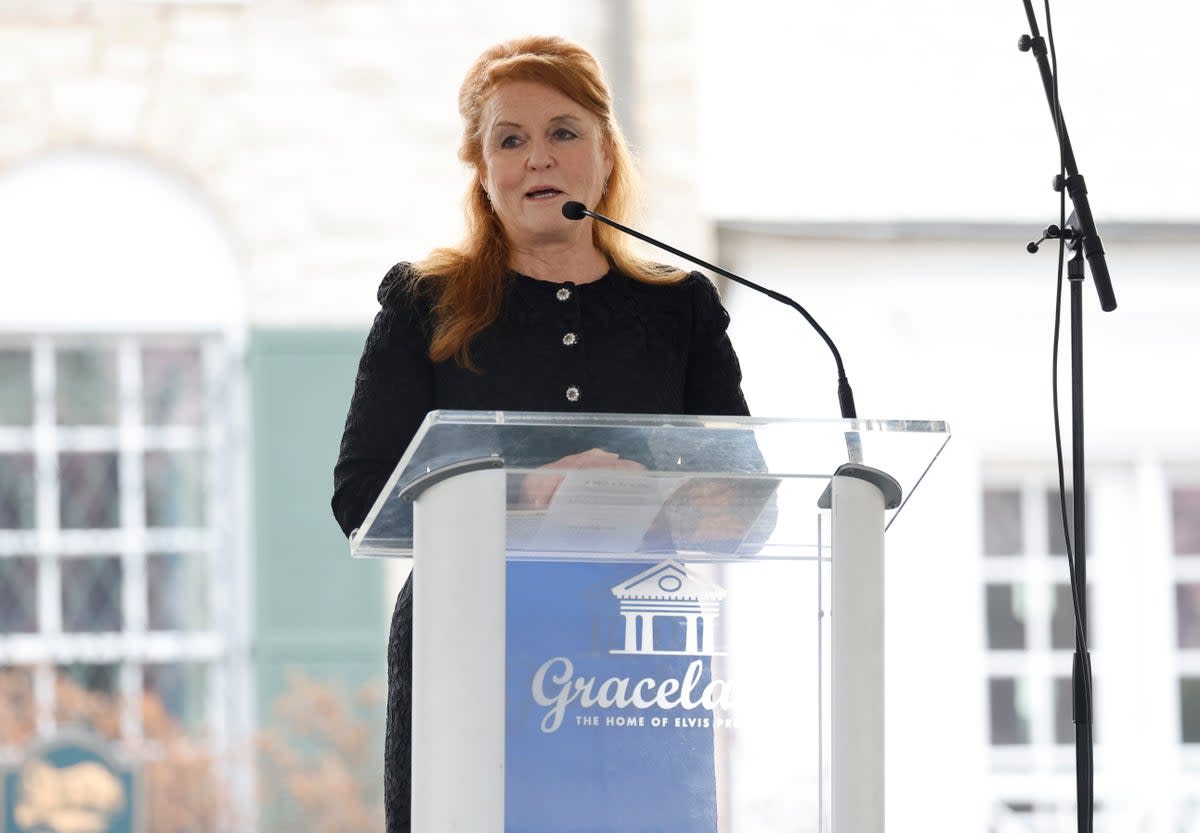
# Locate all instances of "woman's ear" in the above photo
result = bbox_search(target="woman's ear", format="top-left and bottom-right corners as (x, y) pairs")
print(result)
(477, 168), (490, 203)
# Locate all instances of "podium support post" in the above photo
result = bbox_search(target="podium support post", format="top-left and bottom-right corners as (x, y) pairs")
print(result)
(831, 469), (892, 833)
(411, 467), (506, 833)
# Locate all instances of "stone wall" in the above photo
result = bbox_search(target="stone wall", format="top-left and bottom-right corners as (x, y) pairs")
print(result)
(1, 0), (707, 327)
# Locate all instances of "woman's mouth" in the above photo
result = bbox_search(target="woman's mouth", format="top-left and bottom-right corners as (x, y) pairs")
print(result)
(525, 188), (563, 201)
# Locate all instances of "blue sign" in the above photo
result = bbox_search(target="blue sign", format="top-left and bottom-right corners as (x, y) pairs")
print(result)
(3, 734), (138, 833)
(506, 559), (726, 833)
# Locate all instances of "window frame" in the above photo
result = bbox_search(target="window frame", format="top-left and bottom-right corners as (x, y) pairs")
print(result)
(0, 332), (239, 752)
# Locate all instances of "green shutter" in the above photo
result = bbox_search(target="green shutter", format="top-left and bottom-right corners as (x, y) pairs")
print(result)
(248, 329), (387, 714)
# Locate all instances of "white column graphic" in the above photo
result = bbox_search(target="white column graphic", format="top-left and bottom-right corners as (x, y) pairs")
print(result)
(622, 612), (637, 653)
(640, 613), (655, 653)
(685, 614), (700, 654)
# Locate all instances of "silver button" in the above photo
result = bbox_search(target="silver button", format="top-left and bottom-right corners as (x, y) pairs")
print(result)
(556, 287), (571, 302)
(562, 332), (578, 347)
(565, 386), (581, 402)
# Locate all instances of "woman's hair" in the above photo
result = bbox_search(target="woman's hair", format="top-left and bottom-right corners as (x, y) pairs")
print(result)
(412, 35), (685, 368)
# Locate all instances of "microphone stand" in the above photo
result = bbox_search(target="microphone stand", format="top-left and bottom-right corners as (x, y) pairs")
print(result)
(1019, 3), (1119, 832)
(1018, 4), (1117, 314)
(1033, 219), (1095, 832)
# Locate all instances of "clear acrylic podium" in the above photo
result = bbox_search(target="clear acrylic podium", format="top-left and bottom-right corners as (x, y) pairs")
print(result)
(350, 411), (949, 833)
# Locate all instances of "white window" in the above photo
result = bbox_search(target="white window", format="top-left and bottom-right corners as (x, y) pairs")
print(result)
(983, 482), (1086, 750)
(1172, 482), (1200, 746)
(0, 334), (236, 750)
(981, 476), (1094, 828)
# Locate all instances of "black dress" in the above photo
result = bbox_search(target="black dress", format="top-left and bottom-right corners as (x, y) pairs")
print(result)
(331, 262), (750, 833)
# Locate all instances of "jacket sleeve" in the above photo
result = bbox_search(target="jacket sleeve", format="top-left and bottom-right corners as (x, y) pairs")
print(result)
(678, 273), (775, 550)
(331, 263), (436, 537)
(683, 272), (750, 418)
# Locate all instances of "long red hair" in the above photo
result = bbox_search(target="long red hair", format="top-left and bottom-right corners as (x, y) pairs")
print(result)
(411, 35), (685, 369)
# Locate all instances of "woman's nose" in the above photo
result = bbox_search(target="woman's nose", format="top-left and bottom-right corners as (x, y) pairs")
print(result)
(525, 139), (554, 169)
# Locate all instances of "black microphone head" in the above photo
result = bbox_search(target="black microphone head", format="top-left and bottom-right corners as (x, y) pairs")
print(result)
(561, 201), (587, 221)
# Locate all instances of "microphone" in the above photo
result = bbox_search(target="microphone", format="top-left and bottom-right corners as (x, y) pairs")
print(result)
(562, 201), (858, 420)
(562, 201), (588, 221)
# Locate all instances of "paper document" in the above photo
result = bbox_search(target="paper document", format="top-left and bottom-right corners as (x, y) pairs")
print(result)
(525, 472), (679, 553)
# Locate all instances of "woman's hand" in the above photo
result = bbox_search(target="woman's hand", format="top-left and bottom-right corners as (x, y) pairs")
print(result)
(519, 448), (646, 509)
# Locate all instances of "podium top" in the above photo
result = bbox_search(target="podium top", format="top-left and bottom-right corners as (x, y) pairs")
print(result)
(350, 410), (950, 561)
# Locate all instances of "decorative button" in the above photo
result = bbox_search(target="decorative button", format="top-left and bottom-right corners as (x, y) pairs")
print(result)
(562, 332), (578, 347)
(565, 386), (581, 402)
(556, 287), (571, 302)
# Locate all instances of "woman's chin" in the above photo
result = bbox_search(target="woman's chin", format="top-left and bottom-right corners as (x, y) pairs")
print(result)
(514, 223), (585, 250)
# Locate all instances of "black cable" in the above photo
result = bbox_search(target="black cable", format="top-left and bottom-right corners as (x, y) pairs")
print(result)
(1046, 0), (1090, 662)
(1043, 0), (1095, 827)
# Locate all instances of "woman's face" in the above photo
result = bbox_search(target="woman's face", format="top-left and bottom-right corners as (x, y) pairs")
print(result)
(479, 81), (613, 249)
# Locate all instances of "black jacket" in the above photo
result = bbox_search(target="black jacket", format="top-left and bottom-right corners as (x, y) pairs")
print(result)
(331, 261), (750, 833)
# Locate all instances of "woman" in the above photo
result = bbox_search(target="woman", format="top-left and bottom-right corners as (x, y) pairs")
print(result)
(331, 35), (749, 833)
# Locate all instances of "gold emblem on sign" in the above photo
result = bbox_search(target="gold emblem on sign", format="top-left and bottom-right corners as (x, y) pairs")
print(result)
(13, 758), (127, 833)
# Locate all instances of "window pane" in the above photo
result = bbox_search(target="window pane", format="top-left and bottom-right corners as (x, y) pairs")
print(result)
(147, 552), (210, 631)
(0, 557), (38, 633)
(986, 583), (1026, 650)
(0, 453), (35, 529)
(983, 489), (1022, 555)
(1177, 584), (1200, 649)
(1052, 583), (1087, 650)
(59, 452), (120, 529)
(0, 349), (33, 425)
(0, 666), (36, 746)
(56, 346), (118, 426)
(145, 450), (206, 527)
(1174, 488), (1200, 556)
(1182, 678), (1200, 743)
(61, 556), (123, 632)
(989, 677), (1031, 745)
(57, 662), (119, 695)
(1046, 489), (1075, 556)
(56, 663), (121, 739)
(145, 662), (207, 730)
(142, 345), (205, 426)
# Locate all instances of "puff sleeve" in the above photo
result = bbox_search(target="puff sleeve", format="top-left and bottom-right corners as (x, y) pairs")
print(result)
(683, 272), (750, 417)
(331, 264), (436, 537)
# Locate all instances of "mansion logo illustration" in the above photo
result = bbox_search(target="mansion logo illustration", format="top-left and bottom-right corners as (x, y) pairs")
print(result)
(610, 560), (726, 656)
(529, 560), (735, 733)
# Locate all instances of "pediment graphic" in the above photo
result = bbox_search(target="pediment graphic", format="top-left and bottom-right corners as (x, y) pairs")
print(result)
(611, 559), (726, 602)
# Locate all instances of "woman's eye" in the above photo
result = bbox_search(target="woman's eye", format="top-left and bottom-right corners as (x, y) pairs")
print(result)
(500, 135), (522, 149)
(553, 128), (577, 140)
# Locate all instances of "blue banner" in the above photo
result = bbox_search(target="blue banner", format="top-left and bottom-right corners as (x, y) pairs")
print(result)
(506, 560), (725, 833)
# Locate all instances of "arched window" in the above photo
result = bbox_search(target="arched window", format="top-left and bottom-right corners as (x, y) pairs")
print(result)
(0, 149), (246, 751)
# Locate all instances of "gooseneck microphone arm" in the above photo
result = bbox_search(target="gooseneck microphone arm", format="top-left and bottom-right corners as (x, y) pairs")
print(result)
(562, 201), (857, 420)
